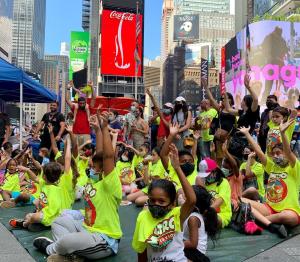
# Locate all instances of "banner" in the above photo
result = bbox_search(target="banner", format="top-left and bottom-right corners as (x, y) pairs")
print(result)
(225, 20), (300, 108)
(101, 10), (143, 77)
(174, 15), (199, 42)
(69, 31), (90, 80)
(221, 47), (226, 95)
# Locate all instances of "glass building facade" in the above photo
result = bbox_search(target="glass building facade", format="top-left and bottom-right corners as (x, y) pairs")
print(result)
(0, 0), (13, 61)
(12, 0), (46, 75)
(174, 0), (230, 14)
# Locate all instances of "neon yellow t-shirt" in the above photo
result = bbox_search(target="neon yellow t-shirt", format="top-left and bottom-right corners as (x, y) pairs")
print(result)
(133, 155), (146, 179)
(198, 108), (218, 142)
(83, 168), (122, 239)
(1, 173), (20, 192)
(38, 184), (64, 226)
(59, 169), (74, 209)
(267, 121), (295, 156)
(116, 161), (136, 185)
(132, 207), (181, 254)
(264, 158), (300, 214)
(142, 160), (167, 194)
(32, 173), (46, 199)
(240, 161), (265, 197)
(76, 156), (89, 187)
(74, 85), (93, 101)
(206, 179), (232, 228)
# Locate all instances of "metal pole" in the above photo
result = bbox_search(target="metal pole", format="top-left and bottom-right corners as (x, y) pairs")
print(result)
(20, 82), (23, 150)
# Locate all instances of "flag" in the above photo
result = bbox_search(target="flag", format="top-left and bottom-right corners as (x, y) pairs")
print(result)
(135, 9), (141, 75)
(246, 21), (251, 73)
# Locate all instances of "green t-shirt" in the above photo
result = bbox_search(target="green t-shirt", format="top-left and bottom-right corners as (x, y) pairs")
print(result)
(264, 158), (300, 214)
(206, 179), (232, 228)
(1, 173), (20, 192)
(240, 161), (265, 197)
(83, 168), (122, 239)
(74, 85), (93, 101)
(197, 108), (218, 142)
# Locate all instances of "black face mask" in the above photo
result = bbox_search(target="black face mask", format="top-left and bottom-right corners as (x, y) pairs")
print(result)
(148, 203), (171, 219)
(175, 104), (182, 110)
(180, 162), (195, 177)
(243, 154), (249, 161)
(266, 101), (278, 110)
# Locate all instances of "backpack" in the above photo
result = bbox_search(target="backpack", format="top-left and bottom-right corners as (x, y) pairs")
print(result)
(230, 199), (263, 235)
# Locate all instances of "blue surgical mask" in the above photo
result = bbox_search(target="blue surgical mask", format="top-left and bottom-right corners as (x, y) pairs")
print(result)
(162, 108), (172, 115)
(89, 169), (99, 182)
(221, 167), (230, 178)
(131, 106), (137, 112)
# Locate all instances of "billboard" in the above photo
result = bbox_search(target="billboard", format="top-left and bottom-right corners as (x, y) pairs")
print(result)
(69, 31), (90, 80)
(225, 20), (300, 107)
(102, 0), (144, 14)
(101, 10), (143, 77)
(174, 15), (199, 42)
(185, 43), (211, 66)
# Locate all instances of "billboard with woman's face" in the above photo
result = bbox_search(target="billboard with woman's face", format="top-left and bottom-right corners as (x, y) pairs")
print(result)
(225, 20), (300, 109)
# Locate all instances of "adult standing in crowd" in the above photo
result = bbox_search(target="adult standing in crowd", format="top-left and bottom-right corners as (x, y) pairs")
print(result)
(258, 95), (279, 153)
(130, 107), (149, 149)
(0, 112), (11, 146)
(35, 101), (65, 151)
(66, 83), (92, 147)
(148, 107), (160, 149)
(171, 96), (192, 151)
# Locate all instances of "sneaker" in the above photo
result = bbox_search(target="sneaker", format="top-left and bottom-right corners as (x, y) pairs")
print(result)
(33, 237), (53, 254)
(47, 254), (84, 262)
(9, 218), (25, 228)
(0, 200), (16, 208)
(268, 223), (288, 238)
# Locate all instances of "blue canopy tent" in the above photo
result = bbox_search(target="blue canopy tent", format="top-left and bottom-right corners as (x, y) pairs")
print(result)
(0, 58), (57, 148)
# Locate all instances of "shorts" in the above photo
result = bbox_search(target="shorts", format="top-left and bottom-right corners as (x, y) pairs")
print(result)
(11, 191), (35, 205)
(264, 203), (300, 224)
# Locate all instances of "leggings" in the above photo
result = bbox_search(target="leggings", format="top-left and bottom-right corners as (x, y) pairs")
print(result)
(46, 216), (113, 260)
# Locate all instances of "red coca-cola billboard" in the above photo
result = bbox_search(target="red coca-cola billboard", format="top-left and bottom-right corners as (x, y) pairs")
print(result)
(101, 10), (143, 77)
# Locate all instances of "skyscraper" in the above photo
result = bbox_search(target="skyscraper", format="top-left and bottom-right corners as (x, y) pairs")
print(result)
(60, 42), (70, 57)
(11, 0), (46, 75)
(161, 0), (174, 63)
(0, 0), (13, 62)
(174, 0), (230, 14)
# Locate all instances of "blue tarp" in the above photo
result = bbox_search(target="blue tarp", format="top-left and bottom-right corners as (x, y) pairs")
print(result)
(0, 58), (57, 103)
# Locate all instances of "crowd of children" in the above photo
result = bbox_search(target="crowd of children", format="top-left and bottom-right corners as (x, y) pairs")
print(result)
(0, 74), (300, 262)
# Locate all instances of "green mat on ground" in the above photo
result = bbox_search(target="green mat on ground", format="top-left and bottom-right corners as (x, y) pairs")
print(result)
(0, 204), (299, 262)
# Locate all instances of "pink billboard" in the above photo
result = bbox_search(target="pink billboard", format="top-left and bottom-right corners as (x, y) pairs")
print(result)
(225, 20), (300, 108)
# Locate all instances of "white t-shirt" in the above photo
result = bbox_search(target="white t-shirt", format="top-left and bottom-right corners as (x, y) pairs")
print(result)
(183, 212), (207, 254)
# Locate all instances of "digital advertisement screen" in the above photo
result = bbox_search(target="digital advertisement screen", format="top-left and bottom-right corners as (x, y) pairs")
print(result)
(225, 20), (300, 108)
(174, 14), (199, 42)
(101, 10), (143, 77)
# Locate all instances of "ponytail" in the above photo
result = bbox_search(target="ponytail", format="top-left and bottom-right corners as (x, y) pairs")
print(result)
(203, 207), (219, 242)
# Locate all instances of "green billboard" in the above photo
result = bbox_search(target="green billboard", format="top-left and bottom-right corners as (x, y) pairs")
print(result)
(69, 31), (90, 80)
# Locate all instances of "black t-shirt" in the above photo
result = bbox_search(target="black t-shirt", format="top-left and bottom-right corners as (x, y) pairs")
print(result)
(237, 106), (260, 134)
(41, 112), (65, 137)
(0, 113), (10, 138)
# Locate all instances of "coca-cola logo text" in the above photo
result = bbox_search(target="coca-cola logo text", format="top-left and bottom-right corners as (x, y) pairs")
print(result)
(110, 11), (134, 21)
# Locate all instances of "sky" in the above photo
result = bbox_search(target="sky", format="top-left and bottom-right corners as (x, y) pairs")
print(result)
(45, 0), (163, 60)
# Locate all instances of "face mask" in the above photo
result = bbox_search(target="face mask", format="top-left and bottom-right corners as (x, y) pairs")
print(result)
(130, 106), (137, 112)
(108, 116), (115, 122)
(273, 156), (288, 167)
(121, 155), (129, 162)
(221, 167), (230, 178)
(205, 174), (217, 185)
(148, 203), (171, 219)
(89, 169), (99, 182)
(162, 108), (172, 115)
(243, 154), (249, 161)
(195, 111), (200, 116)
(180, 162), (195, 177)
(175, 104), (182, 110)
(85, 149), (92, 157)
(266, 101), (278, 110)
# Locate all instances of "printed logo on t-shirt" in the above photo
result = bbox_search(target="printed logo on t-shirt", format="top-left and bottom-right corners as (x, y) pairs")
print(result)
(267, 129), (281, 155)
(146, 216), (175, 249)
(120, 167), (134, 184)
(38, 192), (48, 210)
(266, 172), (288, 203)
(84, 183), (97, 226)
(21, 181), (37, 194)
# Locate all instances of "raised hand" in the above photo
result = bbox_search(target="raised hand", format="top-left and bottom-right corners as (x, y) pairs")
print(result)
(169, 143), (180, 170)
(169, 123), (180, 136)
(99, 111), (109, 128)
(65, 124), (73, 134)
(90, 115), (99, 130)
(279, 119), (295, 133)
(248, 152), (256, 160)
(238, 126), (250, 135)
(244, 74), (251, 89)
(17, 165), (29, 172)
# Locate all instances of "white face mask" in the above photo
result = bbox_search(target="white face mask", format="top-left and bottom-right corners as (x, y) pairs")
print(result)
(121, 155), (129, 162)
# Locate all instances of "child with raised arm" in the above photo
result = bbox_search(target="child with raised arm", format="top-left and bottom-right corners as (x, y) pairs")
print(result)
(239, 121), (300, 238)
(33, 112), (123, 261)
(132, 144), (196, 262)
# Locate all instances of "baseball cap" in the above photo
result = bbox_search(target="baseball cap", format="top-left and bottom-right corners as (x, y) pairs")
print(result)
(164, 102), (174, 109)
(175, 96), (186, 102)
(198, 158), (218, 178)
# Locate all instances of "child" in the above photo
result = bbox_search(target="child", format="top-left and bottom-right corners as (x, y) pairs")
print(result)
(127, 146), (167, 206)
(39, 147), (50, 166)
(9, 162), (64, 231)
(240, 146), (265, 201)
(33, 112), (123, 261)
(266, 106), (296, 156)
(132, 144), (196, 261)
(196, 158), (232, 229)
(239, 121), (300, 238)
(183, 185), (219, 262)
